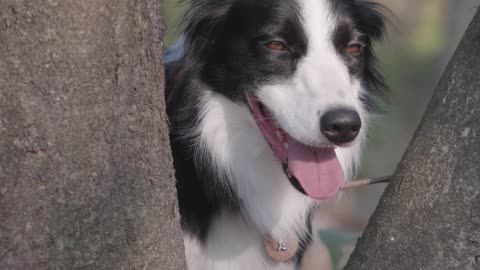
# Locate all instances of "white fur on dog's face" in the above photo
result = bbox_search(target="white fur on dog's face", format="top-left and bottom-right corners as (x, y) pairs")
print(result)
(256, 0), (368, 148)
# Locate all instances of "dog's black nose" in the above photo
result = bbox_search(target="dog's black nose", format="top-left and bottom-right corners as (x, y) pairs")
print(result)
(320, 109), (361, 145)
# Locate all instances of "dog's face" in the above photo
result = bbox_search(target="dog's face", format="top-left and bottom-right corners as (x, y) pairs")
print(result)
(183, 0), (386, 199)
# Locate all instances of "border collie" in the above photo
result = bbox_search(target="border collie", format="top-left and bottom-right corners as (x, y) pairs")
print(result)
(165, 0), (386, 269)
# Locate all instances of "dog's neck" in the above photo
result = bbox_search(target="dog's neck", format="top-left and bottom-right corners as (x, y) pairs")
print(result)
(184, 212), (303, 270)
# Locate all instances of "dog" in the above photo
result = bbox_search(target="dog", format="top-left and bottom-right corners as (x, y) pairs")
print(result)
(165, 0), (386, 269)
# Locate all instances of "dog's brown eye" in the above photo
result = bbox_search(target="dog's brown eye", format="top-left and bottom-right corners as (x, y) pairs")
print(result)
(264, 41), (287, 51)
(346, 44), (363, 56)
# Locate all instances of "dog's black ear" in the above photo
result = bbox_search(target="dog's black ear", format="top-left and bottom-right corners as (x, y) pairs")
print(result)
(181, 0), (235, 57)
(353, 1), (390, 41)
(352, 1), (391, 111)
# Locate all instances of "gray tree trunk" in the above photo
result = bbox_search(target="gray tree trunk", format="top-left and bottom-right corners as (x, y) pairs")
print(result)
(0, 0), (186, 269)
(345, 9), (480, 270)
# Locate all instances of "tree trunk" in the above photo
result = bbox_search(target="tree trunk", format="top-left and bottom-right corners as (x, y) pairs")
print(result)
(0, 0), (185, 269)
(345, 9), (480, 270)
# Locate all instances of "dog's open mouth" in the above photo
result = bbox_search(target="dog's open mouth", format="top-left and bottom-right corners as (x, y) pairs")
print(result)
(246, 94), (344, 200)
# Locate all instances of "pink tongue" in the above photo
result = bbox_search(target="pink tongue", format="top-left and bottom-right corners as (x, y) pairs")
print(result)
(287, 137), (344, 200)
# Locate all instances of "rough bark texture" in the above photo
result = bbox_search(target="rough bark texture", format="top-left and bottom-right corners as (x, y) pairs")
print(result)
(345, 9), (480, 270)
(0, 0), (186, 269)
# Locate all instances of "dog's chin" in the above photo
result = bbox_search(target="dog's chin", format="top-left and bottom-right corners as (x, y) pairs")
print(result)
(246, 94), (345, 201)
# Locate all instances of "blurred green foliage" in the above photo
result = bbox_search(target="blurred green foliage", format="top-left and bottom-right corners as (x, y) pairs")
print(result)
(165, 0), (185, 46)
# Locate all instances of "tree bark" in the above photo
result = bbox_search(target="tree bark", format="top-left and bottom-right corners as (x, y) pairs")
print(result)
(0, 0), (185, 269)
(345, 9), (480, 270)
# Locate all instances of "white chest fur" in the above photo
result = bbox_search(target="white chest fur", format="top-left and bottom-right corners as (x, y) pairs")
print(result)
(184, 214), (298, 270)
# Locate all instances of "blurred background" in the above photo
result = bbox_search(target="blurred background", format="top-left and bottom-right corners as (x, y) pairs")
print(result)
(164, 0), (478, 269)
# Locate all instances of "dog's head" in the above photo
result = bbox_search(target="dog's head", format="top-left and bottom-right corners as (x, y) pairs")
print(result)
(182, 0), (387, 200)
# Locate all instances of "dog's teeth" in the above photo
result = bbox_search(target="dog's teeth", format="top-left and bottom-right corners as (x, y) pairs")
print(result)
(272, 121), (278, 129)
(276, 130), (282, 139)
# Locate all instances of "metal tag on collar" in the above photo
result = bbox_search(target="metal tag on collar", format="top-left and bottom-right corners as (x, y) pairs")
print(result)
(263, 235), (298, 262)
